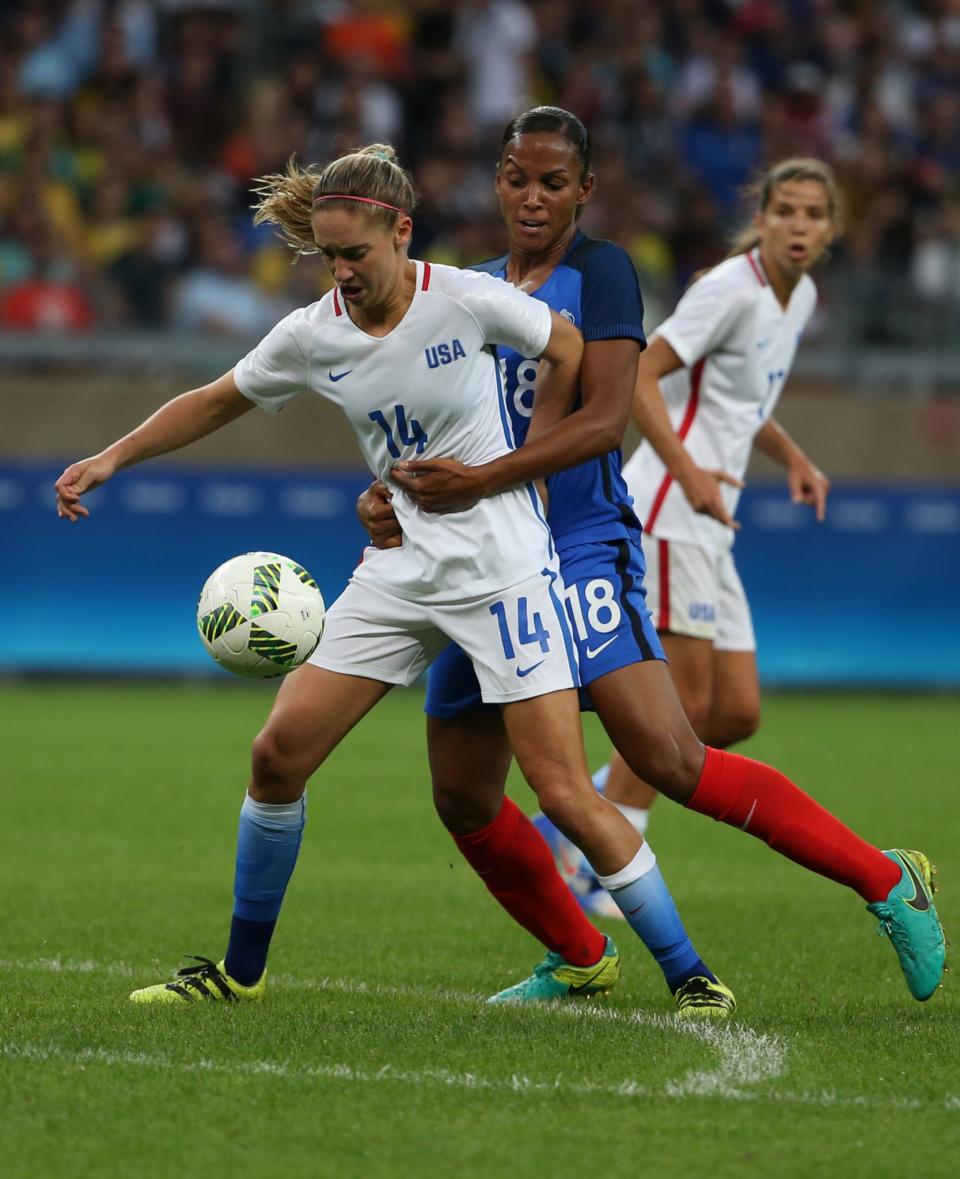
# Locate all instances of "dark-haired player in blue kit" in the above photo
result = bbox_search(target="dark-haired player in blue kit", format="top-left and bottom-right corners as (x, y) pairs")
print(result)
(367, 106), (736, 1017)
(366, 105), (945, 1012)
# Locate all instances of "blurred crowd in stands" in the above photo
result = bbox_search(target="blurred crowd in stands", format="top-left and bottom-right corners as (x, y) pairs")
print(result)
(0, 0), (958, 346)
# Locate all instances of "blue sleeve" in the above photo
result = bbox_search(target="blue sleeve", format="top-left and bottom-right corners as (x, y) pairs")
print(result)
(580, 242), (646, 348)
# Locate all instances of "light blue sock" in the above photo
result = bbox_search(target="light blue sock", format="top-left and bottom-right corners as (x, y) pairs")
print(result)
(224, 794), (305, 985)
(597, 843), (716, 992)
(592, 763), (610, 794)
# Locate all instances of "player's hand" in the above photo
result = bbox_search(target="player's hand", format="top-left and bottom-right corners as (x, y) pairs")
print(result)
(788, 456), (830, 521)
(390, 459), (483, 513)
(356, 480), (403, 549)
(54, 454), (117, 522)
(677, 465), (743, 530)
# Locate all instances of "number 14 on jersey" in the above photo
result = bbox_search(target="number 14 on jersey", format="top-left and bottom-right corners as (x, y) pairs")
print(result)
(368, 405), (428, 459)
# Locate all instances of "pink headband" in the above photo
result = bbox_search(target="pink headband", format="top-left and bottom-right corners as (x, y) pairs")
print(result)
(312, 194), (406, 215)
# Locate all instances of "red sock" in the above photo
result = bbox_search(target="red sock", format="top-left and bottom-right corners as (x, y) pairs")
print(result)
(687, 747), (900, 903)
(453, 797), (606, 967)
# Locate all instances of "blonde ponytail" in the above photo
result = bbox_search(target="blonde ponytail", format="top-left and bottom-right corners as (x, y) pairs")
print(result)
(251, 157), (321, 258)
(251, 145), (418, 258)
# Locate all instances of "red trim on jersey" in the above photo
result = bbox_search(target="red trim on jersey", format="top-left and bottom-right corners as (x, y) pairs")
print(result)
(746, 251), (767, 287)
(333, 287), (343, 316)
(644, 357), (706, 533)
(421, 261), (431, 290)
(657, 539), (671, 631)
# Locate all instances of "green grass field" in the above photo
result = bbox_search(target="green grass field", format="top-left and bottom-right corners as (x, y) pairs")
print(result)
(3, 684), (958, 1178)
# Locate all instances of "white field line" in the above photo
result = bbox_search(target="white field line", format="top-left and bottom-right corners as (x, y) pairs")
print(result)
(1, 956), (955, 1113)
(2, 1039), (957, 1114)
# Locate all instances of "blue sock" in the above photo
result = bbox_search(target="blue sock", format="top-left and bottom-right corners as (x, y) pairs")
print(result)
(224, 794), (305, 986)
(592, 763), (610, 795)
(598, 843), (717, 993)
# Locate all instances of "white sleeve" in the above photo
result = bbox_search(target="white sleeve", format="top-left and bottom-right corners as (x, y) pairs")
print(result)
(456, 270), (553, 358)
(233, 310), (310, 414)
(655, 277), (753, 368)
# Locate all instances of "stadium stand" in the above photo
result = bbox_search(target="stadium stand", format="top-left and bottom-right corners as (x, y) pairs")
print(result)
(0, 0), (957, 377)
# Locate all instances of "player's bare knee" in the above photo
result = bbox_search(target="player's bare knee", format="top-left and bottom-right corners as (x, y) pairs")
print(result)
(630, 731), (704, 803)
(433, 779), (494, 833)
(539, 793), (578, 836)
(712, 703), (761, 747)
(537, 777), (598, 833)
(683, 694), (713, 739)
(730, 705), (761, 744)
(250, 729), (304, 799)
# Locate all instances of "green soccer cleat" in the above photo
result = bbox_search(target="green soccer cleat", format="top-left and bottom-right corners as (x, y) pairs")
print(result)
(674, 975), (737, 1020)
(129, 956), (266, 1005)
(486, 936), (620, 1004)
(867, 850), (946, 1001)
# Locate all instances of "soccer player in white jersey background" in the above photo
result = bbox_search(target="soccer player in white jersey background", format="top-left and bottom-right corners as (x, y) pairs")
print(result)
(54, 143), (656, 1003)
(545, 161), (842, 904)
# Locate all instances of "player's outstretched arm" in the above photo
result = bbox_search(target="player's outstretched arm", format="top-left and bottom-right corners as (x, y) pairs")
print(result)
(632, 337), (742, 529)
(54, 370), (253, 521)
(754, 416), (830, 521)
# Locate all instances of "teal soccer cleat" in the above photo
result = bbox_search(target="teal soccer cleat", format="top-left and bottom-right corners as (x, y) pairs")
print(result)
(486, 936), (620, 1004)
(867, 850), (946, 1001)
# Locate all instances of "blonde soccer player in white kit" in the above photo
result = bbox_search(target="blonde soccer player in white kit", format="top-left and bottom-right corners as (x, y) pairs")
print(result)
(582, 159), (836, 845)
(55, 144), (650, 1003)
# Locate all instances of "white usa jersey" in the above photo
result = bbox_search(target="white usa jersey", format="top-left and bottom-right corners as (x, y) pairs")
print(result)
(623, 249), (816, 553)
(234, 260), (555, 603)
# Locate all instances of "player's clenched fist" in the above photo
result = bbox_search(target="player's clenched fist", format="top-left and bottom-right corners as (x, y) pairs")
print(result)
(356, 480), (403, 549)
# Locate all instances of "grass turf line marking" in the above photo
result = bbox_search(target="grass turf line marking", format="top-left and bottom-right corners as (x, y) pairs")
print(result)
(2, 1040), (958, 1115)
(1, 954), (784, 1101)
(2, 956), (958, 1112)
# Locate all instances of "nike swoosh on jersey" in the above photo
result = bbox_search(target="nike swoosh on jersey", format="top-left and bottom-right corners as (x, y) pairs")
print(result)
(896, 852), (931, 912)
(516, 660), (545, 678)
(329, 369), (353, 382)
(585, 635), (619, 659)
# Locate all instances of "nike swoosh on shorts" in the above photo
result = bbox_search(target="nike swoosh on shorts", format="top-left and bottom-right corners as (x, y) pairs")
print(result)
(516, 660), (545, 678)
(585, 635), (619, 659)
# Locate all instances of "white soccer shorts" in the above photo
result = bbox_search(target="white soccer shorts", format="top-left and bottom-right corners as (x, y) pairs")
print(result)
(643, 537), (756, 652)
(308, 562), (580, 705)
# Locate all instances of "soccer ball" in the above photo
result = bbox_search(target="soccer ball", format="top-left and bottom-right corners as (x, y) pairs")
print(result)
(196, 552), (326, 678)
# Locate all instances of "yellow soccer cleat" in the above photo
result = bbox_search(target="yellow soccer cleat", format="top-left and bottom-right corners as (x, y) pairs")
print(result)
(674, 975), (737, 1020)
(129, 956), (266, 1004)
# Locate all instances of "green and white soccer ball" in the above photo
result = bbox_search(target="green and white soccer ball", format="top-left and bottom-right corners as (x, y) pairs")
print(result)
(196, 551), (326, 678)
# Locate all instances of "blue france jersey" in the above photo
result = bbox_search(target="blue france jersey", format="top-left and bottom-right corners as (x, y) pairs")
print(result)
(473, 231), (646, 550)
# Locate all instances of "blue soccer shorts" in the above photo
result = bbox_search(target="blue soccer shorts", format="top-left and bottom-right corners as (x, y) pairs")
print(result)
(424, 537), (664, 718)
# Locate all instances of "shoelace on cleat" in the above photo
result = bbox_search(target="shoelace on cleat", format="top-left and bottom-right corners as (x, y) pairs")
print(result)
(872, 908), (919, 963)
(165, 955), (236, 1001)
(675, 978), (733, 1009)
(531, 953), (566, 977)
